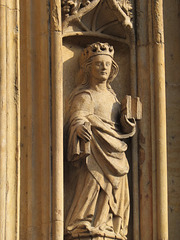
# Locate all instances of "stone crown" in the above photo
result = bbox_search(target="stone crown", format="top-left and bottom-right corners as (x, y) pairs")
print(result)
(80, 42), (114, 65)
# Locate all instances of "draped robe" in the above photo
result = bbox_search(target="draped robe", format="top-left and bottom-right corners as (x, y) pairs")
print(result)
(65, 88), (136, 240)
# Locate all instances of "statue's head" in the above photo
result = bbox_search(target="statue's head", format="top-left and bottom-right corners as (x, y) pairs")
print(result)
(77, 42), (119, 88)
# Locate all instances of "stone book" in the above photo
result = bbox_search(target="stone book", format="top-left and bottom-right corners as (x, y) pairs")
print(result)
(121, 95), (142, 120)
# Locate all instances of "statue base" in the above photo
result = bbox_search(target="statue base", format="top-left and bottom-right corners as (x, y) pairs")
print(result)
(66, 237), (124, 240)
(65, 232), (127, 240)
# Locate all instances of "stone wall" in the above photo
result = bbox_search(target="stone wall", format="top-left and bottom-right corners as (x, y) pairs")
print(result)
(0, 0), (177, 239)
(164, 1), (180, 239)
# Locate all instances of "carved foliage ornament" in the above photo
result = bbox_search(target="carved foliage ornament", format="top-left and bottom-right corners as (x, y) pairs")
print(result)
(62, 0), (94, 17)
(116, 0), (132, 17)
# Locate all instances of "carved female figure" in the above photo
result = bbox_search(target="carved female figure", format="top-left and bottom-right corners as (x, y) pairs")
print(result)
(65, 42), (136, 240)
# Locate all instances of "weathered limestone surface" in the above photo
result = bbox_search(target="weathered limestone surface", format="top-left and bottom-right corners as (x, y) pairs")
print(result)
(1, 0), (179, 239)
(20, 0), (51, 239)
(0, 1), (20, 239)
(64, 42), (140, 240)
(164, 1), (180, 239)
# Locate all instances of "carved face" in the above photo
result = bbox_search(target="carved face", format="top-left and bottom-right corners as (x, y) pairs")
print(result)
(90, 55), (112, 83)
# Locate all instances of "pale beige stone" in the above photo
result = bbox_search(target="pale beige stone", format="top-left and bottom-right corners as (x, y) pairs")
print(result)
(50, 1), (64, 240)
(0, 1), (20, 240)
(64, 42), (141, 240)
(0, 2), (7, 239)
(19, 1), (52, 239)
(152, 1), (168, 239)
(164, 0), (180, 238)
(0, 1), (173, 240)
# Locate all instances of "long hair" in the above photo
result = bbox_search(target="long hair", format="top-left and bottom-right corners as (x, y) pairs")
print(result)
(66, 55), (119, 121)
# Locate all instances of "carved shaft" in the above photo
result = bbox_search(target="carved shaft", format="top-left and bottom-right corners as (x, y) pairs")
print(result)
(130, 44), (140, 240)
(50, 1), (64, 240)
(0, 1), (7, 239)
(152, 1), (168, 240)
(0, 0), (20, 239)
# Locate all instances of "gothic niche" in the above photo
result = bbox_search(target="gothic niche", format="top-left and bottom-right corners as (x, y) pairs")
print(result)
(63, 1), (141, 240)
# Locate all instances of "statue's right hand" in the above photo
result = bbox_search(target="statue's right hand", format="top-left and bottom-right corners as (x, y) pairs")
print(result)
(76, 123), (92, 142)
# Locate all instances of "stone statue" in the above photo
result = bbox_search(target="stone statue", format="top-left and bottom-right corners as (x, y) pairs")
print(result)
(64, 42), (140, 240)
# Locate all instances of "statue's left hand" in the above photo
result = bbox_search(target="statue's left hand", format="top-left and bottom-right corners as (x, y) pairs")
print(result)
(120, 114), (136, 134)
(125, 115), (136, 127)
(76, 123), (92, 142)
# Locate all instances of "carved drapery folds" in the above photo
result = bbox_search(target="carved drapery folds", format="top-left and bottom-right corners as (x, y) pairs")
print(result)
(64, 42), (141, 240)
(62, 1), (137, 240)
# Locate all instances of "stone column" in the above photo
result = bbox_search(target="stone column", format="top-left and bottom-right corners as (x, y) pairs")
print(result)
(130, 41), (140, 240)
(50, 1), (64, 240)
(0, 0), (20, 239)
(136, 0), (168, 239)
(19, 1), (51, 239)
(152, 1), (168, 239)
(0, 1), (7, 238)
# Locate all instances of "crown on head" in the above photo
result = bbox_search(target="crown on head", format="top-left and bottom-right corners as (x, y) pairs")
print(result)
(80, 42), (114, 65)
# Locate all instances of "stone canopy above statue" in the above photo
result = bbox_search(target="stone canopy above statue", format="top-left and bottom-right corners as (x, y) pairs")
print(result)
(61, 0), (134, 44)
